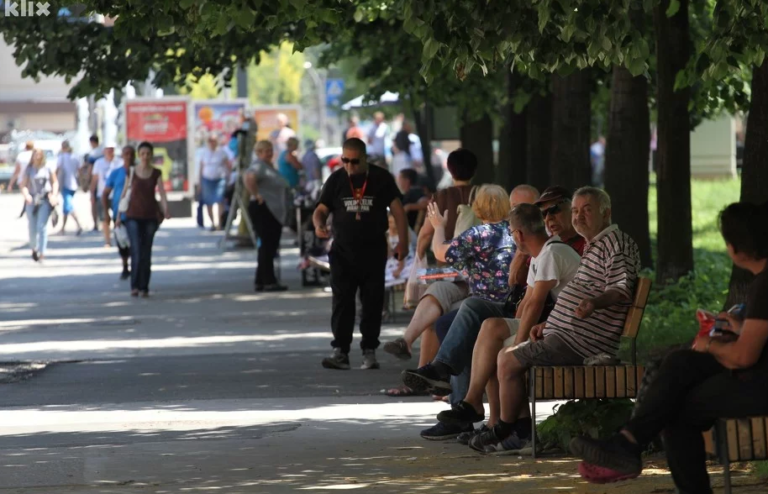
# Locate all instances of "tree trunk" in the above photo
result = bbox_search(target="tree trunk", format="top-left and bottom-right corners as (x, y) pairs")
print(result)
(550, 70), (591, 191)
(654, 0), (693, 284)
(604, 66), (653, 268)
(725, 60), (768, 306)
(412, 101), (435, 189)
(461, 112), (495, 185)
(497, 71), (528, 191)
(526, 91), (553, 192)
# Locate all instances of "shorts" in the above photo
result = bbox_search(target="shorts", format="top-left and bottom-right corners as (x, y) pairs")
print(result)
(510, 334), (584, 367)
(201, 177), (225, 205)
(502, 318), (521, 348)
(62, 188), (76, 214)
(421, 281), (469, 314)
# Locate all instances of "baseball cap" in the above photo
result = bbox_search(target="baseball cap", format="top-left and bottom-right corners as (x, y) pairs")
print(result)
(534, 185), (571, 206)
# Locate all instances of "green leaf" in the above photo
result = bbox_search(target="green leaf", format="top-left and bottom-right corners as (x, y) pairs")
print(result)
(666, 0), (680, 18)
(423, 37), (441, 61)
(179, 0), (195, 10)
(353, 9), (364, 23)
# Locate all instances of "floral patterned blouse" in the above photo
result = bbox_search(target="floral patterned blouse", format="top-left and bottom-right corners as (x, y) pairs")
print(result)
(444, 221), (516, 302)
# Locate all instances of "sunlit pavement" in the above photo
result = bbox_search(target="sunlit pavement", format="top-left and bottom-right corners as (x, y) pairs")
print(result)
(1, 193), (759, 494)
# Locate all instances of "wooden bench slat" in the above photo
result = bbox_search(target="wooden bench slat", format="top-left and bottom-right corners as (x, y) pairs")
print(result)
(563, 368), (574, 398)
(543, 368), (554, 399)
(751, 417), (767, 460)
(535, 368), (543, 399)
(606, 367), (616, 398)
(595, 367), (606, 398)
(584, 367), (595, 398)
(727, 420), (740, 462)
(738, 419), (753, 461)
(574, 367), (585, 397)
(554, 368), (564, 399)
(616, 366), (626, 398)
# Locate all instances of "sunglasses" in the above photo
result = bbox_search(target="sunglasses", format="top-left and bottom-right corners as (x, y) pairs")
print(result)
(341, 157), (361, 165)
(541, 201), (567, 218)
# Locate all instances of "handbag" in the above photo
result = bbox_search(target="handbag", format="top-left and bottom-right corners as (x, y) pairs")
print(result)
(118, 167), (134, 214)
(403, 254), (429, 309)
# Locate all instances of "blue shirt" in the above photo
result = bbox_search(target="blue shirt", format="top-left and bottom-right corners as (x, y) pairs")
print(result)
(105, 166), (128, 221)
(277, 150), (300, 188)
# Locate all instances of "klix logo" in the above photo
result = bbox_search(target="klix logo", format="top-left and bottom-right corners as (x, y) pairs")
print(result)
(3, 1), (51, 17)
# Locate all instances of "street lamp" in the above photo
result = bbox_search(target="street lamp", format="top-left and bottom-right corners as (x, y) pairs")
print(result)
(303, 62), (327, 144)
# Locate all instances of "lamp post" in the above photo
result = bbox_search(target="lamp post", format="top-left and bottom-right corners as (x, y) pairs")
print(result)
(303, 62), (326, 144)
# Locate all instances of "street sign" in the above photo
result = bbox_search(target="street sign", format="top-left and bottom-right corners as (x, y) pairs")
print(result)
(325, 79), (345, 107)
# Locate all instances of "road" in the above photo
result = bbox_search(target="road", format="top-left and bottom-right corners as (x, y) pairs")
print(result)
(0, 192), (761, 494)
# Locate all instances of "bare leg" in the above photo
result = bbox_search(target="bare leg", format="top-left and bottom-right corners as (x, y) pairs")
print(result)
(60, 213), (69, 233)
(90, 194), (99, 230)
(402, 295), (443, 351)
(71, 212), (83, 232)
(206, 205), (215, 228)
(103, 218), (111, 246)
(486, 374), (500, 427)
(497, 349), (530, 423)
(463, 318), (510, 414)
(418, 326), (440, 367)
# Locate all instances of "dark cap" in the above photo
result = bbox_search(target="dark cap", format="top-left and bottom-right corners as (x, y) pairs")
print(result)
(534, 186), (571, 206)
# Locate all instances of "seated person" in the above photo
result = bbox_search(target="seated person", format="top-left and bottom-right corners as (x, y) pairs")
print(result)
(385, 212), (417, 287)
(467, 187), (641, 453)
(398, 168), (429, 231)
(383, 184), (515, 363)
(435, 203), (581, 440)
(571, 201), (768, 491)
(536, 185), (586, 255)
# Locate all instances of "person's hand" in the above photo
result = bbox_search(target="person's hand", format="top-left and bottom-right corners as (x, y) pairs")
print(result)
(393, 265), (403, 279)
(426, 202), (447, 229)
(394, 241), (407, 261)
(115, 216), (122, 227)
(692, 334), (711, 353)
(315, 224), (330, 239)
(164, 209), (171, 220)
(24, 195), (33, 205)
(575, 298), (596, 319)
(530, 323), (546, 342)
(49, 196), (58, 207)
(254, 193), (265, 205)
(717, 311), (743, 333)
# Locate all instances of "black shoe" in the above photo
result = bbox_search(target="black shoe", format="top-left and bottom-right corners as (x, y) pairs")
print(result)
(31, 250), (39, 262)
(401, 363), (452, 394)
(263, 283), (288, 292)
(437, 400), (485, 426)
(420, 422), (473, 441)
(457, 424), (489, 445)
(120, 269), (130, 280)
(322, 348), (351, 370)
(255, 285), (264, 292)
(569, 434), (643, 475)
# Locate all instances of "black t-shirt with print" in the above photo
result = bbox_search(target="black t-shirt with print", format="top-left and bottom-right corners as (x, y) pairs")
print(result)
(319, 165), (402, 254)
(746, 267), (768, 369)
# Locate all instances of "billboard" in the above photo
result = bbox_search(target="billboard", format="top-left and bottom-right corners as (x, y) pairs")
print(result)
(252, 105), (301, 146)
(125, 98), (190, 193)
(192, 101), (246, 150)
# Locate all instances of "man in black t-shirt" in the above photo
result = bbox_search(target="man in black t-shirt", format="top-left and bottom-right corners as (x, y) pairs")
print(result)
(313, 138), (409, 370)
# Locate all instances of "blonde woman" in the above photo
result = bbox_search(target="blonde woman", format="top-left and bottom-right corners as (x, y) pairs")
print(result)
(383, 185), (514, 363)
(20, 149), (59, 262)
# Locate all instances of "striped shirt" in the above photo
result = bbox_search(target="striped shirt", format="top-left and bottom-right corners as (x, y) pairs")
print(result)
(542, 224), (641, 358)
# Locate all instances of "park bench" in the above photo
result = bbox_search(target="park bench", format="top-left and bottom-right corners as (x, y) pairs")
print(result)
(528, 276), (652, 458)
(707, 416), (768, 493)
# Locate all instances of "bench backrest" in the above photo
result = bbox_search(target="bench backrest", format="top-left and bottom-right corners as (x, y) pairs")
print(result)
(621, 277), (652, 339)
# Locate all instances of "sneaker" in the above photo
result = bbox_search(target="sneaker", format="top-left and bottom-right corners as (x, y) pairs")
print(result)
(263, 283), (288, 292)
(420, 422), (473, 441)
(401, 363), (451, 394)
(383, 337), (412, 360)
(254, 284), (264, 292)
(361, 350), (380, 370)
(120, 269), (130, 280)
(457, 424), (489, 445)
(468, 425), (506, 453)
(322, 348), (350, 370)
(484, 430), (534, 455)
(437, 400), (484, 426)
(570, 434), (643, 477)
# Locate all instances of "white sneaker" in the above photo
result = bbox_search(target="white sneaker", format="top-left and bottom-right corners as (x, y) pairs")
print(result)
(361, 350), (380, 370)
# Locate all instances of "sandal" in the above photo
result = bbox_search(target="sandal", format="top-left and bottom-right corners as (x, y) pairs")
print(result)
(577, 462), (640, 484)
(382, 338), (412, 360)
(385, 386), (428, 397)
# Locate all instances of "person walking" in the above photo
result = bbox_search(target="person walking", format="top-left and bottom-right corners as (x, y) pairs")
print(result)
(244, 140), (290, 293)
(198, 133), (231, 231)
(116, 142), (170, 297)
(103, 146), (135, 280)
(91, 144), (121, 245)
(8, 141), (34, 193)
(313, 137), (409, 371)
(85, 135), (104, 232)
(20, 149), (58, 262)
(56, 140), (84, 235)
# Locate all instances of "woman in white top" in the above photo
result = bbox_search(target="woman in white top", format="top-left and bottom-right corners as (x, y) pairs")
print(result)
(57, 140), (84, 235)
(20, 149), (59, 262)
(199, 133), (231, 231)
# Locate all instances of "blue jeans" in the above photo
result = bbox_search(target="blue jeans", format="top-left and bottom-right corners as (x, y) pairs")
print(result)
(125, 218), (158, 292)
(26, 201), (51, 254)
(433, 297), (513, 404)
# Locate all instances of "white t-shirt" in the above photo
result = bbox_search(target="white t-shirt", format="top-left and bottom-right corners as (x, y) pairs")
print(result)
(15, 150), (33, 185)
(57, 152), (81, 191)
(368, 122), (389, 156)
(527, 236), (582, 300)
(200, 147), (229, 180)
(93, 157), (122, 197)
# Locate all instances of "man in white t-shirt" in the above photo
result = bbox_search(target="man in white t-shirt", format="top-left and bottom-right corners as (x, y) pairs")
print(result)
(198, 134), (231, 230)
(432, 203), (582, 435)
(56, 140), (84, 235)
(269, 113), (296, 156)
(8, 141), (34, 192)
(91, 145), (122, 244)
(367, 111), (389, 158)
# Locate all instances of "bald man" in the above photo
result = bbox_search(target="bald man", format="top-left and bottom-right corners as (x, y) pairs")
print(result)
(510, 184), (540, 209)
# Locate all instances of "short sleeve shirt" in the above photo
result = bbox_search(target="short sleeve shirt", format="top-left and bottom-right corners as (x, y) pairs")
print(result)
(57, 152), (81, 191)
(402, 186), (426, 230)
(201, 148), (229, 180)
(105, 166), (127, 220)
(444, 221), (516, 302)
(543, 225), (641, 358)
(318, 165), (401, 253)
(527, 236), (582, 300)
(93, 157), (121, 198)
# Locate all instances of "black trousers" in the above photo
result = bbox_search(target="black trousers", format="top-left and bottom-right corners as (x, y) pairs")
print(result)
(249, 201), (283, 286)
(625, 349), (768, 494)
(125, 218), (158, 292)
(329, 244), (387, 354)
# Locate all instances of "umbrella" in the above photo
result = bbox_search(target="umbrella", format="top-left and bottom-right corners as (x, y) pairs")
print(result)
(341, 91), (400, 110)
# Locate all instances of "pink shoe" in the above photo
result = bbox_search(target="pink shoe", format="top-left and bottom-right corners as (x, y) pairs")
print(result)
(578, 461), (640, 484)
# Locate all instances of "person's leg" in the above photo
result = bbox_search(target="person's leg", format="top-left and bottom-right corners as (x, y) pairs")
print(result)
(258, 206), (283, 285)
(103, 203), (111, 246)
(26, 205), (38, 254)
(463, 318), (512, 414)
(329, 250), (358, 355)
(125, 219), (141, 292)
(36, 201), (51, 257)
(358, 247), (387, 352)
(496, 350), (530, 423)
(249, 201), (266, 287)
(403, 282), (467, 349)
(434, 308), (460, 344)
(486, 374), (500, 426)
(138, 220), (158, 292)
(418, 327), (440, 367)
(91, 191), (99, 230)
(206, 204), (215, 227)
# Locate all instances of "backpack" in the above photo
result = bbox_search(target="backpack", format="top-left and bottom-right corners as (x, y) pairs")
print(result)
(454, 185), (482, 237)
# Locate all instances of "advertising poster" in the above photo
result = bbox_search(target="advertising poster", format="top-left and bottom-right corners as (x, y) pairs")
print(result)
(192, 101), (246, 150)
(125, 99), (189, 192)
(252, 105), (301, 145)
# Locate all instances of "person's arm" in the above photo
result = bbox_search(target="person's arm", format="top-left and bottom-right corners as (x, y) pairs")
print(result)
(508, 250), (529, 287)
(243, 170), (263, 203)
(90, 166), (99, 195)
(20, 174), (32, 204)
(404, 196), (429, 213)
(313, 203), (331, 238)
(102, 185), (113, 222)
(514, 280), (557, 345)
(416, 219), (435, 259)
(49, 169), (59, 205)
(389, 198), (409, 260)
(8, 162), (22, 192)
(694, 319), (768, 369)
(575, 289), (628, 319)
(156, 172), (170, 218)
(288, 151), (303, 170)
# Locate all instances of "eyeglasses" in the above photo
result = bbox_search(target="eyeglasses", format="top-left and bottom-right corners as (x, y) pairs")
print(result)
(510, 229), (521, 237)
(341, 157), (361, 165)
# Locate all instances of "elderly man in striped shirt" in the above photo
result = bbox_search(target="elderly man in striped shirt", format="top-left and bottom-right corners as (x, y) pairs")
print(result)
(469, 186), (641, 453)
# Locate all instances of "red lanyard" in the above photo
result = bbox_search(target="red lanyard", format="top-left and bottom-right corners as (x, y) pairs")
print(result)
(348, 171), (369, 220)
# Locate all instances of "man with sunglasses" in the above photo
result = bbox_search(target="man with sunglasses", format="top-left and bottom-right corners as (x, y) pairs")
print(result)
(314, 138), (409, 371)
(535, 186), (586, 255)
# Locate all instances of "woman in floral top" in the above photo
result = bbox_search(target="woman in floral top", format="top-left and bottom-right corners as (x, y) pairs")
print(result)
(383, 185), (515, 377)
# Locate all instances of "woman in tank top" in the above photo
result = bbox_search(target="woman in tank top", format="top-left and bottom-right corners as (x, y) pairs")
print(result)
(116, 141), (170, 297)
(20, 149), (59, 262)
